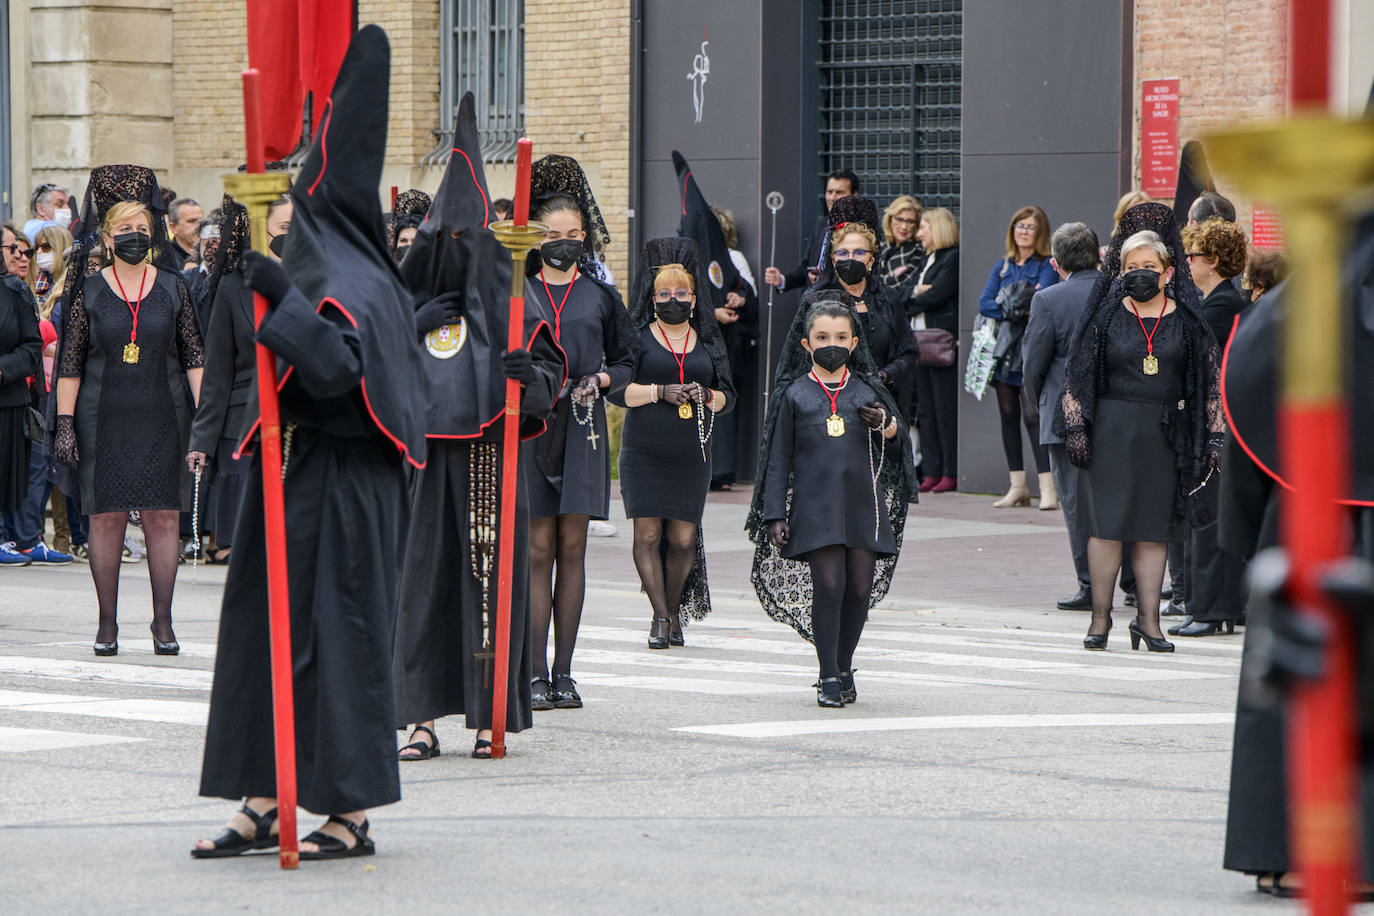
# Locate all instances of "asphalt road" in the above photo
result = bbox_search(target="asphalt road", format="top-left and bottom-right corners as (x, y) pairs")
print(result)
(0, 490), (1292, 914)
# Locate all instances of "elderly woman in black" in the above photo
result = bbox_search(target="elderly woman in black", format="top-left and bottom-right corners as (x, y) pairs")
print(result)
(612, 238), (734, 649)
(53, 166), (204, 656)
(1056, 202), (1224, 653)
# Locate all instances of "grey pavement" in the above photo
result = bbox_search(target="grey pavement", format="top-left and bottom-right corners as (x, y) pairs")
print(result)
(0, 490), (1296, 913)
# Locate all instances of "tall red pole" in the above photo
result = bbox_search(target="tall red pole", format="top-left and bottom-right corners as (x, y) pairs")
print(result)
(1284, 2), (1354, 913)
(490, 138), (535, 758)
(242, 68), (300, 869)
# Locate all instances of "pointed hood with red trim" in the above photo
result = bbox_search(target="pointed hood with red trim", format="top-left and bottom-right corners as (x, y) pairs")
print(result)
(276, 23), (426, 465)
(672, 150), (743, 309)
(401, 90), (565, 441)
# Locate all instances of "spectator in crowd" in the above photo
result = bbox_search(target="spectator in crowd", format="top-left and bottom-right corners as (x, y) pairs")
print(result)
(1023, 222), (1103, 609)
(1244, 249), (1287, 303)
(3, 224), (32, 278)
(1112, 191), (1150, 236)
(707, 205), (758, 492)
(907, 207), (960, 492)
(23, 184), (72, 241)
(877, 195), (924, 291)
(26, 225), (72, 306)
(0, 244), (43, 566)
(492, 197), (513, 222)
(977, 205), (1059, 509)
(1187, 191), (1236, 228)
(763, 169), (858, 292)
(1167, 217), (1249, 638)
(167, 197), (204, 266)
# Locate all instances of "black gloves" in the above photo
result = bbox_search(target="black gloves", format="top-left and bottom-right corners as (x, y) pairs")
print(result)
(415, 291), (464, 337)
(1066, 429), (1091, 468)
(502, 348), (534, 384)
(858, 403), (887, 429)
(54, 415), (78, 467)
(241, 251), (293, 308)
(768, 520), (790, 548)
(1205, 433), (1226, 472)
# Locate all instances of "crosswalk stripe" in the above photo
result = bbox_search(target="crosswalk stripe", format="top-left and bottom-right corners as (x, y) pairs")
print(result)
(0, 688), (207, 726)
(44, 640), (219, 660)
(674, 712), (1237, 739)
(0, 725), (144, 753)
(0, 656), (212, 691)
(575, 673), (797, 695)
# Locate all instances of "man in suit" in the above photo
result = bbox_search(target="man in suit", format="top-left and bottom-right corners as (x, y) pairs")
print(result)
(763, 169), (859, 292)
(1023, 222), (1133, 610)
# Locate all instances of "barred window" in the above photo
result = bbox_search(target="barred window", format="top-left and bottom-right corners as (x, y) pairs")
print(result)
(428, 0), (525, 165)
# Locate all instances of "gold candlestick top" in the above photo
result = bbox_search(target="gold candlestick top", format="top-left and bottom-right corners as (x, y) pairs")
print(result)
(222, 172), (293, 256)
(1205, 115), (1374, 206)
(490, 219), (549, 254)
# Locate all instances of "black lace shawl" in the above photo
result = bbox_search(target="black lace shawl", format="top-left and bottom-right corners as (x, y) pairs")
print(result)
(526, 154), (612, 282)
(386, 189), (430, 255)
(206, 194), (250, 311)
(745, 289), (919, 642)
(1052, 201), (1225, 528)
(812, 195), (883, 290)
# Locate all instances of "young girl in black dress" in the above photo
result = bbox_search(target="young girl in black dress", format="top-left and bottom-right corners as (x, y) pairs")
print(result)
(749, 298), (917, 707)
(612, 238), (735, 649)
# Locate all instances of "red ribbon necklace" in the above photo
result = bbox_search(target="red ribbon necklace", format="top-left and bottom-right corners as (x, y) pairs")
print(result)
(657, 321), (690, 385)
(112, 264), (152, 364)
(810, 367), (849, 412)
(1127, 300), (1166, 375)
(540, 268), (579, 341)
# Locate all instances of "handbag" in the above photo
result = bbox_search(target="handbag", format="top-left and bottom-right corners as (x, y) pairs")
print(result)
(913, 328), (956, 368)
(25, 405), (45, 444)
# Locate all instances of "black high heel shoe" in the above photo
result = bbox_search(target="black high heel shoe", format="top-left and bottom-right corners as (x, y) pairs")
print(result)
(1083, 615), (1112, 650)
(1176, 619), (1237, 637)
(816, 677), (845, 708)
(668, 618), (684, 647)
(151, 623), (180, 656)
(1128, 617), (1175, 652)
(94, 625), (118, 657)
(839, 669), (857, 704)
(647, 616), (670, 650)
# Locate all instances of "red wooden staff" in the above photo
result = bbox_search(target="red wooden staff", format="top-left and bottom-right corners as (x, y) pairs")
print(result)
(242, 68), (300, 868)
(490, 138), (536, 758)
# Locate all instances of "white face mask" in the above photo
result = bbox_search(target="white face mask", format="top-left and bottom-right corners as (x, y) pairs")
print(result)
(53, 208), (71, 228)
(35, 252), (54, 272)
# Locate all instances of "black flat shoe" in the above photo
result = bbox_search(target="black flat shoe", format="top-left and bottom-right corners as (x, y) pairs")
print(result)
(1161, 597), (1188, 616)
(398, 724), (440, 761)
(530, 677), (554, 711)
(1083, 615), (1112, 650)
(150, 623), (179, 656)
(550, 674), (582, 709)
(648, 616), (670, 650)
(816, 677), (845, 708)
(1057, 587), (1092, 610)
(839, 669), (857, 704)
(299, 816), (375, 861)
(1177, 619), (1237, 637)
(669, 619), (684, 647)
(1166, 615), (1194, 635)
(190, 804), (279, 858)
(1128, 618), (1175, 652)
(1123, 591), (1138, 608)
(93, 640), (118, 657)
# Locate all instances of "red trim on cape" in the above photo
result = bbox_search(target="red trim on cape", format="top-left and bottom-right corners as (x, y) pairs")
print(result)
(306, 100), (333, 197)
(680, 171), (691, 216)
(451, 148), (490, 226)
(1220, 313), (1373, 508)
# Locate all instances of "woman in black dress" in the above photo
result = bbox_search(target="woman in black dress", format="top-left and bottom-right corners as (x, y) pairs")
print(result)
(52, 169), (204, 657)
(1056, 202), (1224, 654)
(749, 299), (917, 707)
(521, 155), (638, 710)
(187, 195), (292, 565)
(612, 238), (735, 649)
(908, 207), (961, 493)
(0, 258), (41, 559)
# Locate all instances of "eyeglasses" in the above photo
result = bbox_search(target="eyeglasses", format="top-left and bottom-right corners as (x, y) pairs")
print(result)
(834, 249), (869, 259)
(3, 244), (33, 258)
(891, 216), (917, 227)
(653, 289), (692, 301)
(1185, 252), (1203, 260)
(1013, 222), (1038, 232)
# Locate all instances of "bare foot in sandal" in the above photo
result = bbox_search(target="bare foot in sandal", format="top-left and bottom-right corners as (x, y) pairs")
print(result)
(191, 797), (279, 858)
(399, 721), (439, 760)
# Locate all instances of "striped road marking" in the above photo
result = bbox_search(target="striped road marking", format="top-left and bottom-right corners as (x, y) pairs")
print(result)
(674, 712), (1236, 739)
(0, 725), (144, 753)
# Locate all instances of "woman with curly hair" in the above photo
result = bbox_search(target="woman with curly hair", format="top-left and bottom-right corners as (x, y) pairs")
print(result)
(1184, 217), (1249, 347)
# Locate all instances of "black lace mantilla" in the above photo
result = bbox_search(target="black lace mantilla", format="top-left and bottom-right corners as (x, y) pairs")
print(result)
(529, 154), (611, 277)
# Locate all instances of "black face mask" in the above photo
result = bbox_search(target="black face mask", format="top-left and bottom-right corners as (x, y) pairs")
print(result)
(811, 344), (852, 372)
(1122, 268), (1163, 303)
(834, 258), (868, 285)
(655, 297), (692, 325)
(269, 233), (287, 258)
(112, 231), (151, 265)
(541, 238), (583, 272)
(393, 244), (410, 264)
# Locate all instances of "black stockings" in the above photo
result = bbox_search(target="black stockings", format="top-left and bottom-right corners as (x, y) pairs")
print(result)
(631, 518), (697, 633)
(88, 509), (181, 643)
(529, 514), (590, 680)
(1087, 537), (1168, 640)
(993, 381), (1047, 473)
(808, 545), (877, 679)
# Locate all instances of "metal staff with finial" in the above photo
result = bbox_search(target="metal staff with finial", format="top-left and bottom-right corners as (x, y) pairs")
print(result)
(762, 190), (784, 413)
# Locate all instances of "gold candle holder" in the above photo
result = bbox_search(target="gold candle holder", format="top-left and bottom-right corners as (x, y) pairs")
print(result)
(222, 172), (293, 255)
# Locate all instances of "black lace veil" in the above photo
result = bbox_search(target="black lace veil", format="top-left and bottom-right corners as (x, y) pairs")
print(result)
(812, 195), (883, 290)
(526, 154), (611, 281)
(746, 288), (919, 641)
(386, 189), (430, 256)
(1053, 201), (1225, 527)
(206, 193), (250, 309)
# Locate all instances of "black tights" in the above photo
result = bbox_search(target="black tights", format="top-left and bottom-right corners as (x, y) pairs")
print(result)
(89, 509), (181, 643)
(529, 514), (589, 680)
(808, 545), (877, 680)
(631, 518), (696, 634)
(993, 380), (1048, 473)
(1086, 537), (1168, 640)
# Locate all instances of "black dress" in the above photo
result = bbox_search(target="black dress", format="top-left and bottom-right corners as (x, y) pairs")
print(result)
(520, 272), (636, 520)
(616, 327), (726, 523)
(1079, 305), (1186, 542)
(762, 374), (897, 560)
(0, 276), (41, 511)
(58, 270), (204, 514)
(809, 276), (917, 417)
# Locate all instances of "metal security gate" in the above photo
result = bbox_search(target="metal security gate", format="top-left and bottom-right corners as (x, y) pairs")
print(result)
(817, 0), (961, 214)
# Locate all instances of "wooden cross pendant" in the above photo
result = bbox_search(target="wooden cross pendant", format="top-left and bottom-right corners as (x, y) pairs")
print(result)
(474, 645), (496, 688)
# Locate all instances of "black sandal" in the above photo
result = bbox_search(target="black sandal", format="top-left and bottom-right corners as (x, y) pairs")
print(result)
(190, 804), (279, 858)
(207, 548), (231, 565)
(472, 738), (493, 759)
(300, 816), (375, 861)
(398, 724), (440, 761)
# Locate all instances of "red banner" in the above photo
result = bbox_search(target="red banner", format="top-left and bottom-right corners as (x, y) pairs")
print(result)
(1141, 78), (1180, 198)
(246, 1), (354, 161)
(1251, 204), (1285, 250)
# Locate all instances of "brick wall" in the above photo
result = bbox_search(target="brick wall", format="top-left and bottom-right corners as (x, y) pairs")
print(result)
(1134, 0), (1287, 226)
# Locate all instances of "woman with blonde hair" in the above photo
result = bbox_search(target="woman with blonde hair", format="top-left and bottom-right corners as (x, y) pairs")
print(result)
(909, 207), (961, 491)
(877, 195), (924, 292)
(27, 225), (72, 310)
(1111, 191), (1151, 236)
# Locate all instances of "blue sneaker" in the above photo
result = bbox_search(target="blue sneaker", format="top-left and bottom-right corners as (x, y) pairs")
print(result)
(22, 541), (74, 564)
(0, 542), (33, 566)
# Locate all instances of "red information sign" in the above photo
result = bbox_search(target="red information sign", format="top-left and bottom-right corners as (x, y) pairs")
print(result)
(1251, 204), (1285, 250)
(1141, 79), (1180, 198)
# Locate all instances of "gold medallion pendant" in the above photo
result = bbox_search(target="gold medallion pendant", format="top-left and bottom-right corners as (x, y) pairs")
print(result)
(122, 342), (140, 365)
(679, 402), (693, 420)
(826, 412), (846, 437)
(1143, 354), (1159, 375)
